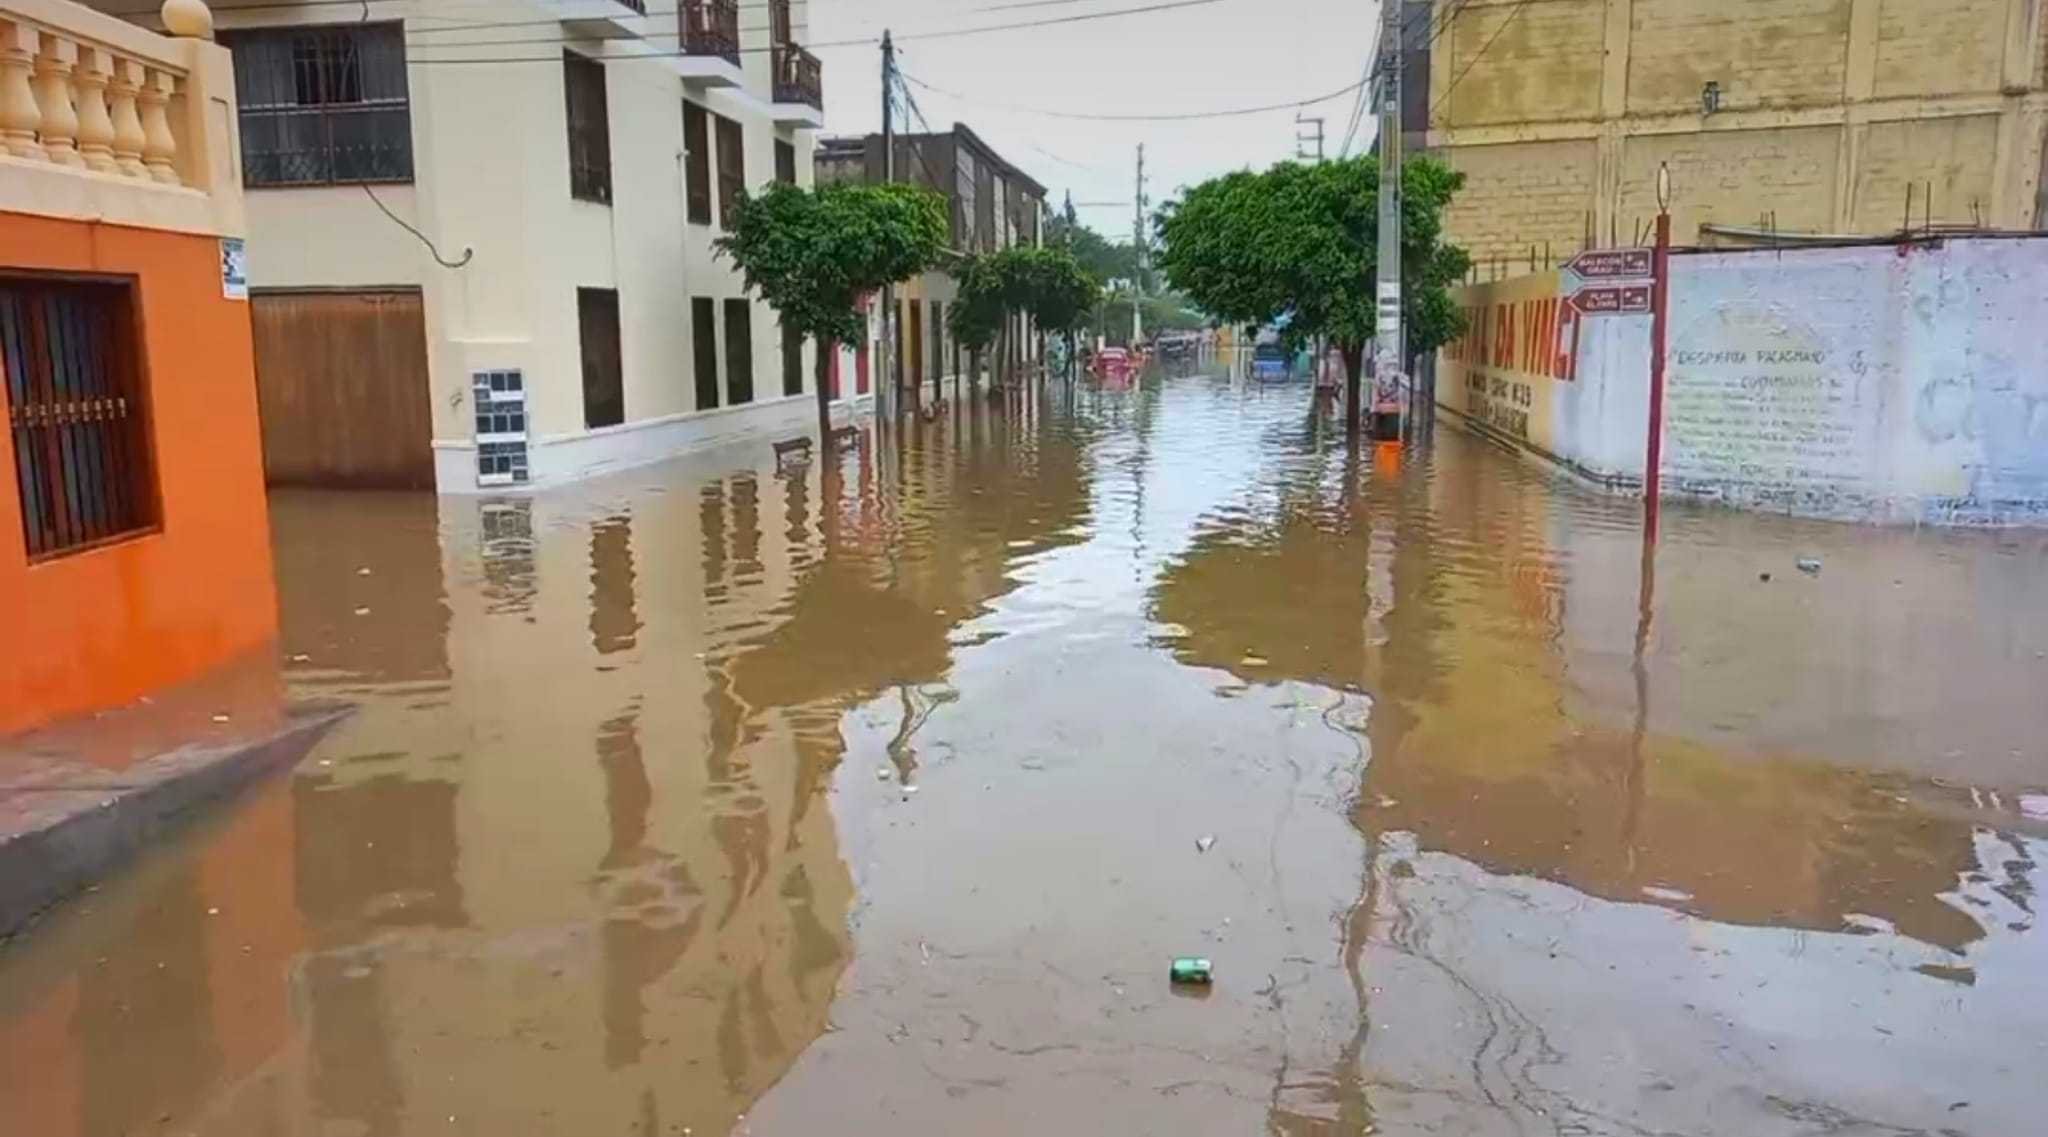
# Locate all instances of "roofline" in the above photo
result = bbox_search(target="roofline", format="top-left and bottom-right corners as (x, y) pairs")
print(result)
(815, 124), (1048, 201)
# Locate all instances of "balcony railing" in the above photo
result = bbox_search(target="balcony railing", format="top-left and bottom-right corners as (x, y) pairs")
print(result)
(681, 0), (739, 68)
(772, 42), (821, 110)
(1, 0), (199, 186)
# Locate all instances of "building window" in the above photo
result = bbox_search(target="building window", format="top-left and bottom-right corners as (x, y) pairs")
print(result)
(723, 299), (754, 406)
(222, 23), (412, 186)
(692, 298), (719, 410)
(956, 149), (979, 249)
(2, 277), (156, 560)
(563, 51), (612, 204)
(713, 113), (745, 229)
(775, 139), (796, 185)
(683, 101), (712, 225)
(780, 322), (803, 396)
(577, 288), (624, 430)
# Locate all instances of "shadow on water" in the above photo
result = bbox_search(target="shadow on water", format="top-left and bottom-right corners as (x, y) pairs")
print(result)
(2, 375), (2045, 1137)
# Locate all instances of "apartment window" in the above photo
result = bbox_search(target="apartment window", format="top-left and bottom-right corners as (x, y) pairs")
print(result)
(775, 139), (796, 185)
(683, 101), (713, 225)
(2, 277), (156, 560)
(223, 23), (412, 186)
(714, 113), (745, 228)
(723, 300), (754, 406)
(563, 51), (612, 204)
(578, 288), (624, 429)
(781, 323), (803, 397)
(692, 298), (720, 410)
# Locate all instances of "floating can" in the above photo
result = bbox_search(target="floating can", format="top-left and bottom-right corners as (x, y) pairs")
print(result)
(1169, 957), (1213, 985)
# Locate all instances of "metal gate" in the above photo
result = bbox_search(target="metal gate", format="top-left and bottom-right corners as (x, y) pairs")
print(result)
(250, 288), (433, 489)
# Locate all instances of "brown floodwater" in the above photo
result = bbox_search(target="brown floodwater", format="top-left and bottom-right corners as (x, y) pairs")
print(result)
(4, 376), (2048, 1136)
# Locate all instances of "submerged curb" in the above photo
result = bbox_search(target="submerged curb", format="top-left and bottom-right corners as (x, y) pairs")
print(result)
(0, 701), (354, 940)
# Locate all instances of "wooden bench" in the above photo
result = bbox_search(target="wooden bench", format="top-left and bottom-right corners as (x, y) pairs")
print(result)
(772, 435), (814, 470)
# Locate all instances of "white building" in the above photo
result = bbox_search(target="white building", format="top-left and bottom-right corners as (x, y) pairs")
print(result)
(102, 0), (833, 492)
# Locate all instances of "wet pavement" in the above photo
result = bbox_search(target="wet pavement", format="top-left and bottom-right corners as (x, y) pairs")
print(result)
(3, 373), (2048, 1136)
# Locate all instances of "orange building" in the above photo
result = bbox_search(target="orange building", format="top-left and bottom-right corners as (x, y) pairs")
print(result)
(0, 0), (274, 736)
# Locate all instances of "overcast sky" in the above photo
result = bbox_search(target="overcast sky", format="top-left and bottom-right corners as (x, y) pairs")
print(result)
(805, 0), (1382, 242)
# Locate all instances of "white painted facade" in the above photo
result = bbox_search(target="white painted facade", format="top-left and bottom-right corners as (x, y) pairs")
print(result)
(114, 0), (836, 492)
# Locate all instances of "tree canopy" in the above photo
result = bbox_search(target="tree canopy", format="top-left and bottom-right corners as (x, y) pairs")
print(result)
(717, 181), (949, 435)
(950, 244), (1101, 379)
(1154, 156), (1472, 358)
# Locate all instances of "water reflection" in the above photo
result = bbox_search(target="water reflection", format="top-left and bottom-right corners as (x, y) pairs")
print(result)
(1, 381), (2043, 1137)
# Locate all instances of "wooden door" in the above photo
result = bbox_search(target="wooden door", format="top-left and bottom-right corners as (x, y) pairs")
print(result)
(250, 289), (433, 489)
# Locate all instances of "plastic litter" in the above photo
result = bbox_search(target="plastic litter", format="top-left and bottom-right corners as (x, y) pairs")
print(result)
(1170, 957), (1213, 985)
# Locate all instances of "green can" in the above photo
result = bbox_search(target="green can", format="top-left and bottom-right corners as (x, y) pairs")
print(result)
(1169, 957), (1213, 985)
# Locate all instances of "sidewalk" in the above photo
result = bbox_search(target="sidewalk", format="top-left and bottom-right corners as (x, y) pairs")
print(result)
(0, 655), (350, 938)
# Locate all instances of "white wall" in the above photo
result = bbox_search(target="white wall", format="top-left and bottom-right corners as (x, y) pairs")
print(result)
(209, 0), (822, 492)
(1454, 235), (2048, 526)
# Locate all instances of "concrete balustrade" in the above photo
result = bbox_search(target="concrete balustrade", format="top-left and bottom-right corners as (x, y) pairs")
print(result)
(0, 0), (242, 239)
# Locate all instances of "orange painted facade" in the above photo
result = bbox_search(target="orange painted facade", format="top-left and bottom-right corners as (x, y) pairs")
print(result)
(0, 209), (278, 736)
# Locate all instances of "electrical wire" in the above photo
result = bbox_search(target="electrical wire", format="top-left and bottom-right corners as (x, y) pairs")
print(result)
(403, 0), (1233, 63)
(388, 0), (1154, 41)
(899, 68), (1367, 122)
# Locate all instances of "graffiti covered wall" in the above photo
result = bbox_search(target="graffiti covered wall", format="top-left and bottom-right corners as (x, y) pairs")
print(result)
(1441, 236), (2048, 525)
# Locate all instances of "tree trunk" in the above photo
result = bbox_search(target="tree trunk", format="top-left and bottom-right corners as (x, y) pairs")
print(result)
(813, 334), (835, 446)
(1341, 340), (1364, 445)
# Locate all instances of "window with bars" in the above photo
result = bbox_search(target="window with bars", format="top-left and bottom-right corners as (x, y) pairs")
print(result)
(683, 101), (712, 225)
(713, 113), (745, 229)
(563, 51), (613, 204)
(775, 139), (796, 185)
(222, 23), (413, 187)
(2, 277), (157, 560)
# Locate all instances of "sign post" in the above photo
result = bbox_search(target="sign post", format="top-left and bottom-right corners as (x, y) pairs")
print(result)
(1645, 164), (1673, 540)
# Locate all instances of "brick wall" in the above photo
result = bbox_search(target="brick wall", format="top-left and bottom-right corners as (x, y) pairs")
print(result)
(1850, 116), (2001, 231)
(1441, 139), (1600, 267)
(1619, 127), (1841, 237)
(1872, 0), (2007, 99)
(1626, 0), (1852, 114)
(1438, 0), (1605, 127)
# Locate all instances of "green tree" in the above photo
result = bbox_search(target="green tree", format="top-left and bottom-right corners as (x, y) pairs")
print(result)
(1154, 155), (1471, 437)
(952, 245), (1101, 386)
(717, 181), (949, 439)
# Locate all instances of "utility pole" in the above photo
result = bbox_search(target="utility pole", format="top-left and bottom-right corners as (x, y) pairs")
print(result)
(1130, 144), (1148, 349)
(1370, 0), (1405, 443)
(1295, 114), (1325, 162)
(878, 30), (897, 422)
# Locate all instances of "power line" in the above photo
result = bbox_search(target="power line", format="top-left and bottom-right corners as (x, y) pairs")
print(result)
(899, 68), (1367, 122)
(405, 0), (1232, 63)
(390, 0), (1148, 40)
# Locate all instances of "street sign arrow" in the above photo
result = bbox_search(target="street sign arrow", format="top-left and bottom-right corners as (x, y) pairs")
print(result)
(1567, 283), (1652, 316)
(1564, 248), (1653, 280)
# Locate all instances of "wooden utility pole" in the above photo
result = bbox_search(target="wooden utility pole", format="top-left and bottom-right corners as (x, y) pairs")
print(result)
(1131, 143), (1147, 348)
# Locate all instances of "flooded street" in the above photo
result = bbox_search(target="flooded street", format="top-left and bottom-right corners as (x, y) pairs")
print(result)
(5, 374), (2048, 1136)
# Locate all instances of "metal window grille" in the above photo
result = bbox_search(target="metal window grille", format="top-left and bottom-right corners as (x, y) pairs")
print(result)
(563, 51), (612, 204)
(223, 23), (414, 187)
(2, 277), (156, 560)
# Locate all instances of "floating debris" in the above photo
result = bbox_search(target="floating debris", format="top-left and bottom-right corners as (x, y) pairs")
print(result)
(1169, 957), (1213, 985)
(1195, 835), (1216, 853)
(1796, 556), (1822, 575)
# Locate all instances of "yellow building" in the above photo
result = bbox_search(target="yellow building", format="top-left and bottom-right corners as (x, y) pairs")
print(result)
(1408, 0), (2048, 263)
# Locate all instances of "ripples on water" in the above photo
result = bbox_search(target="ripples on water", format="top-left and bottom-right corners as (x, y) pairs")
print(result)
(2, 374), (2045, 1136)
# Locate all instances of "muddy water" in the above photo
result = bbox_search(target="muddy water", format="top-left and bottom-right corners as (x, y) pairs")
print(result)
(4, 378), (2048, 1136)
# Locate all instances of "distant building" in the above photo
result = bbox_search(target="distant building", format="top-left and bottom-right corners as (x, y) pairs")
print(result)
(97, 0), (833, 492)
(1, 0), (275, 733)
(816, 124), (1048, 397)
(1381, 0), (2048, 267)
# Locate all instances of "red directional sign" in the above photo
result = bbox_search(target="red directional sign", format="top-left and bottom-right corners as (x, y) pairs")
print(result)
(1568, 283), (1652, 317)
(1564, 248), (1653, 280)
